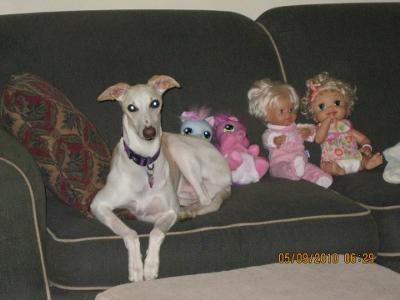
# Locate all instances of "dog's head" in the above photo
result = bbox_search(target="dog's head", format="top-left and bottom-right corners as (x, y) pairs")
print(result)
(98, 75), (180, 141)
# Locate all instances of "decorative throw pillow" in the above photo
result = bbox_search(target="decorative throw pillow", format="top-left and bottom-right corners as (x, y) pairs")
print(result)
(1, 73), (111, 216)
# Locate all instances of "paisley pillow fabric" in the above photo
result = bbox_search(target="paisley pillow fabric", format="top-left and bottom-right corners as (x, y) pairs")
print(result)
(1, 73), (111, 216)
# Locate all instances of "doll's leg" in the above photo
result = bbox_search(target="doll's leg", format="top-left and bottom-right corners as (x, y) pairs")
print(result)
(228, 151), (243, 170)
(292, 156), (305, 177)
(321, 161), (345, 176)
(302, 163), (333, 188)
(361, 152), (383, 170)
(270, 161), (301, 181)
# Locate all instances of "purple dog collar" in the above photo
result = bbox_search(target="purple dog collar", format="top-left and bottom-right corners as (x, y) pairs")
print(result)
(123, 140), (161, 167)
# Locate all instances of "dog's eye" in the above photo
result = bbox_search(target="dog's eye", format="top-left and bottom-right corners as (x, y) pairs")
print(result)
(224, 124), (234, 132)
(127, 104), (138, 112)
(150, 99), (160, 109)
(203, 131), (211, 140)
(183, 127), (192, 135)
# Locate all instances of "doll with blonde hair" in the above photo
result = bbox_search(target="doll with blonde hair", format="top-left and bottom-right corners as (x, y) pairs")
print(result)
(248, 78), (332, 188)
(302, 72), (383, 175)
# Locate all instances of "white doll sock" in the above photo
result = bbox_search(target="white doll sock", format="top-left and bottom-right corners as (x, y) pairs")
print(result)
(294, 156), (305, 177)
(316, 176), (333, 188)
(383, 142), (400, 184)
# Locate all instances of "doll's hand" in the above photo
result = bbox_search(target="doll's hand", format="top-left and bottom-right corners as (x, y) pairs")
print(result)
(322, 116), (335, 127)
(273, 135), (286, 148)
(297, 127), (312, 139)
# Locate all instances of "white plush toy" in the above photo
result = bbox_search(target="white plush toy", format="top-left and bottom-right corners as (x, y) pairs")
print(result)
(383, 142), (400, 184)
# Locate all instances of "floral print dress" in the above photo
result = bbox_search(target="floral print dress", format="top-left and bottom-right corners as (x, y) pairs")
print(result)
(320, 119), (362, 163)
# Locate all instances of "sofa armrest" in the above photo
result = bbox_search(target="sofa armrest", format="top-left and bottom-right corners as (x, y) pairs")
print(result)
(0, 127), (50, 299)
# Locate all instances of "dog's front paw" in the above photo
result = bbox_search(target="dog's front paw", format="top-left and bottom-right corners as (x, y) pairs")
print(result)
(129, 265), (144, 282)
(124, 231), (144, 282)
(144, 258), (159, 281)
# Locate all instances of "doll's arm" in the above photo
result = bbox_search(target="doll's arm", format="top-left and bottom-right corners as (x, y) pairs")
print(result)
(314, 118), (332, 144)
(297, 123), (316, 142)
(262, 130), (284, 149)
(351, 128), (373, 156)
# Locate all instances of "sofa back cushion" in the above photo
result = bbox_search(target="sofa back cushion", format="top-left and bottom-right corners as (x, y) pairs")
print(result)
(257, 3), (400, 152)
(0, 10), (283, 149)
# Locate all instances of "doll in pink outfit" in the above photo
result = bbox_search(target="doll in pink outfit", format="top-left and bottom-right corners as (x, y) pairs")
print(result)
(248, 78), (333, 188)
(301, 72), (383, 175)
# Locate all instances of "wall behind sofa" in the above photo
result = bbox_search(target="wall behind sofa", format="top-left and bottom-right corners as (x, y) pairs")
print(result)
(1, 0), (398, 19)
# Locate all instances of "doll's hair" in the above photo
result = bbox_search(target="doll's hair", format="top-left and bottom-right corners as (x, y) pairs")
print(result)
(247, 78), (299, 122)
(301, 72), (357, 118)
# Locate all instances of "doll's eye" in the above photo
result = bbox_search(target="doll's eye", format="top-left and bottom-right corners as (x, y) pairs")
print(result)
(183, 127), (192, 135)
(334, 100), (341, 106)
(318, 103), (326, 111)
(150, 99), (160, 108)
(127, 104), (138, 112)
(224, 124), (235, 132)
(203, 131), (211, 140)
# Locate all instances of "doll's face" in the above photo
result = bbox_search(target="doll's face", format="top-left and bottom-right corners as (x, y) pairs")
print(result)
(266, 94), (297, 126)
(311, 89), (349, 123)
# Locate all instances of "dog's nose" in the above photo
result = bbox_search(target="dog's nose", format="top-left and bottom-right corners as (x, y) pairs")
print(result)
(143, 126), (156, 140)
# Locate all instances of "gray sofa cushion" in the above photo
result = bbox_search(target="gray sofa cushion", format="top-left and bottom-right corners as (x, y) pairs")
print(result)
(46, 177), (378, 288)
(0, 10), (283, 149)
(256, 3), (400, 272)
(0, 128), (50, 299)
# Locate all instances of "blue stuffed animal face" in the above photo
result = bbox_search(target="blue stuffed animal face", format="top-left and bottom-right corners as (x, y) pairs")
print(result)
(180, 120), (213, 141)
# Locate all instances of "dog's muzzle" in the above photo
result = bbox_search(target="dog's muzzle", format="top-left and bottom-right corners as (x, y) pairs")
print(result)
(143, 126), (156, 140)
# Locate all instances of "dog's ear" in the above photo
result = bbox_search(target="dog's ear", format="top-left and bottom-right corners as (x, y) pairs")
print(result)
(148, 75), (180, 95)
(97, 83), (130, 102)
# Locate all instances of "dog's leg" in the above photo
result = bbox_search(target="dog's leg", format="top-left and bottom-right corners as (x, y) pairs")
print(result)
(91, 202), (144, 282)
(144, 210), (177, 280)
(195, 187), (231, 215)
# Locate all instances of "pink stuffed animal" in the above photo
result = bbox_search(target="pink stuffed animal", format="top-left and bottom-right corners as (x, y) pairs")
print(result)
(213, 114), (269, 185)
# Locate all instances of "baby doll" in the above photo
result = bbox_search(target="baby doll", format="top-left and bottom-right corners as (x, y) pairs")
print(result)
(301, 72), (383, 175)
(248, 78), (333, 188)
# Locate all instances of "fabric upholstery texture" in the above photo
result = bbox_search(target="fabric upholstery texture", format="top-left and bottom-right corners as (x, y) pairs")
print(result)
(1, 73), (111, 214)
(46, 177), (378, 287)
(96, 261), (400, 300)
(0, 5), (398, 299)
(0, 128), (49, 299)
(257, 3), (400, 273)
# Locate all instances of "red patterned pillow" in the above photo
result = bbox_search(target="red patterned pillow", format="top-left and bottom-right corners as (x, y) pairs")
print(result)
(1, 73), (111, 216)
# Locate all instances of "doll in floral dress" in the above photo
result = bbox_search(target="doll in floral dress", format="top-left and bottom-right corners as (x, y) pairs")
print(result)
(301, 72), (383, 175)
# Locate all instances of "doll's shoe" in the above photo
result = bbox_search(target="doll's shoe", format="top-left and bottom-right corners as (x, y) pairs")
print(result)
(294, 156), (305, 177)
(316, 176), (333, 188)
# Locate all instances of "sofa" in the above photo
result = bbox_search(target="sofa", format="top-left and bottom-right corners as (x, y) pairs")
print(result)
(0, 3), (399, 300)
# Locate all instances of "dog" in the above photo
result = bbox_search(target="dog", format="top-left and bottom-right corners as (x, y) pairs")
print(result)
(90, 75), (231, 282)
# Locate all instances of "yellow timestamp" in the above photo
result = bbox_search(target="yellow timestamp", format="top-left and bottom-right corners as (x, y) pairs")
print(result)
(277, 252), (376, 264)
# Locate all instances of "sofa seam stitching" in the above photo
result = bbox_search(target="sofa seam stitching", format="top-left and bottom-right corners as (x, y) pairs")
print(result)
(256, 21), (287, 83)
(46, 210), (371, 243)
(357, 203), (400, 211)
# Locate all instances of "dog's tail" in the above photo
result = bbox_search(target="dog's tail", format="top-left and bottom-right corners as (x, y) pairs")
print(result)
(177, 186), (231, 221)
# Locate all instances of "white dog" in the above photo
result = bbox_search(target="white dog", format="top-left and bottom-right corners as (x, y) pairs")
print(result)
(90, 75), (231, 282)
